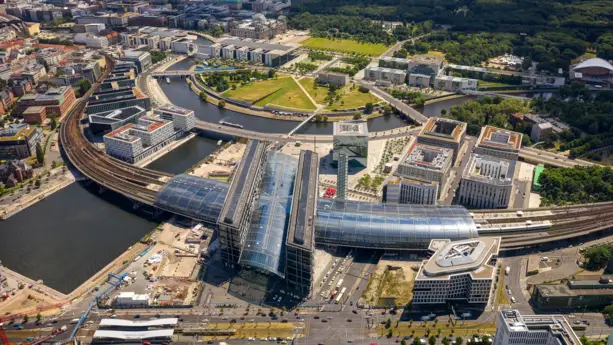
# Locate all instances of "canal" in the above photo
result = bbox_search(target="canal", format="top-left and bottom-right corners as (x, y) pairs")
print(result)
(0, 134), (218, 294)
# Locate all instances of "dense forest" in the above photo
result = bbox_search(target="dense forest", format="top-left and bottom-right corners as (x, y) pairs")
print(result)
(539, 166), (613, 205)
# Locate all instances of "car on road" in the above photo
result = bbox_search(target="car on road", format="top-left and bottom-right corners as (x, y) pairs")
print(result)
(314, 316), (320, 319)
(134, 314), (141, 319)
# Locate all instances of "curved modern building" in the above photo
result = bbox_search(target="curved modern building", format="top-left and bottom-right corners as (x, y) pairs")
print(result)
(570, 57), (613, 85)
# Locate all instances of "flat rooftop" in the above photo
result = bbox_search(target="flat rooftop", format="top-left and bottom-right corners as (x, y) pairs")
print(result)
(89, 105), (145, 124)
(387, 176), (437, 187)
(402, 143), (452, 171)
(477, 125), (522, 151)
(411, 54), (444, 65)
(464, 154), (515, 185)
(154, 103), (193, 116)
(537, 280), (613, 297)
(419, 117), (466, 144)
(217, 37), (299, 54)
(333, 120), (368, 136)
(0, 124), (36, 142)
(419, 237), (500, 279)
(366, 66), (407, 75)
(500, 310), (580, 345)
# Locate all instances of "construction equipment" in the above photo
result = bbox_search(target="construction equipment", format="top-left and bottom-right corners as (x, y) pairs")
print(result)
(0, 327), (11, 345)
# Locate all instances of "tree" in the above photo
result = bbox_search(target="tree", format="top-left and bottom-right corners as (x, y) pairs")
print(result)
(402, 339), (407, 345)
(23, 315), (28, 324)
(409, 319), (414, 328)
(383, 105), (393, 116)
(36, 313), (42, 323)
(440, 109), (447, 116)
(413, 338), (422, 345)
(35, 142), (44, 165)
(35, 179), (41, 188)
(353, 112), (362, 120)
(429, 335), (436, 345)
(218, 100), (226, 108)
(386, 318), (392, 329)
(584, 245), (612, 270)
(387, 329), (393, 338)
(456, 337), (463, 345)
(268, 69), (277, 78)
(199, 91), (208, 102)
(442, 337), (450, 345)
(364, 102), (374, 114)
(77, 78), (92, 96)
(50, 117), (58, 130)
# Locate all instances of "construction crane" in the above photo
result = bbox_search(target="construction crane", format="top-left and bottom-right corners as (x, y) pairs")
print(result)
(0, 327), (11, 345)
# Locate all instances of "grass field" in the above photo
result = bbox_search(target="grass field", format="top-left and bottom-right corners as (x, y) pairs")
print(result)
(181, 322), (296, 340)
(478, 80), (513, 88)
(224, 75), (316, 111)
(301, 37), (389, 56)
(299, 78), (380, 109)
(376, 322), (496, 338)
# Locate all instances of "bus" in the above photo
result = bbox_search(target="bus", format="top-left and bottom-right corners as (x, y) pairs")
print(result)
(336, 279), (344, 288)
(335, 287), (347, 304)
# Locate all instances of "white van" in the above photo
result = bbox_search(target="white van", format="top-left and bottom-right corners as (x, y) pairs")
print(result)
(511, 297), (517, 303)
(69, 319), (80, 324)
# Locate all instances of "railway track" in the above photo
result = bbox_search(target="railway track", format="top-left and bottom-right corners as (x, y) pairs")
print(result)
(59, 56), (174, 205)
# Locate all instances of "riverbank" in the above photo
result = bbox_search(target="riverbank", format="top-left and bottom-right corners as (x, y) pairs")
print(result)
(424, 93), (466, 105)
(0, 167), (76, 220)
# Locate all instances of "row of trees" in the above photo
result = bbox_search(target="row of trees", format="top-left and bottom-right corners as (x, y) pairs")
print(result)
(538, 166), (613, 206)
(327, 56), (371, 76)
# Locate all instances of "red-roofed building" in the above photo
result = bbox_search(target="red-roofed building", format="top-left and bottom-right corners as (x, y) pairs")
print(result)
(103, 115), (174, 163)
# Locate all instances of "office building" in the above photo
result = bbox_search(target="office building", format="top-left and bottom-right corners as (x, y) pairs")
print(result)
(379, 56), (410, 70)
(0, 90), (15, 115)
(384, 177), (438, 205)
(408, 73), (431, 88)
(531, 122), (553, 142)
(396, 143), (453, 197)
(0, 124), (44, 160)
(475, 125), (523, 161)
(413, 237), (500, 305)
(103, 115), (175, 163)
(217, 140), (268, 264)
(458, 154), (515, 209)
(75, 13), (133, 28)
(433, 75), (478, 92)
(337, 154), (348, 200)
(204, 38), (299, 67)
(230, 14), (287, 40)
(333, 120), (368, 167)
(417, 117), (466, 161)
(88, 105), (147, 135)
(284, 150), (318, 296)
(533, 278), (613, 310)
(494, 310), (580, 345)
(74, 33), (109, 49)
(16, 86), (76, 119)
(408, 55), (444, 76)
(86, 87), (151, 114)
(317, 72), (349, 86)
(116, 292), (150, 307)
(22, 106), (46, 124)
(364, 66), (406, 85)
(153, 104), (196, 133)
(119, 50), (152, 74)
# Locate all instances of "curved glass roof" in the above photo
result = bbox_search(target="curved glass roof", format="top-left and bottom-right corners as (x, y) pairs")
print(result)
(315, 199), (477, 249)
(239, 152), (297, 277)
(154, 174), (229, 224)
(575, 58), (613, 72)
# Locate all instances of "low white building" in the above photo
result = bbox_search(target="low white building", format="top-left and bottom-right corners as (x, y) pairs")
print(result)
(413, 237), (500, 305)
(433, 75), (478, 91)
(74, 33), (109, 49)
(458, 154), (515, 209)
(364, 66), (406, 84)
(494, 310), (580, 345)
(384, 177), (438, 205)
(116, 292), (150, 307)
(408, 73), (431, 88)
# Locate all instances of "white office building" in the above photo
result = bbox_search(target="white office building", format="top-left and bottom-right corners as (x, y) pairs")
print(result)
(475, 125), (523, 161)
(116, 292), (150, 307)
(458, 154), (515, 209)
(433, 75), (478, 92)
(153, 104), (196, 133)
(104, 116), (175, 163)
(74, 33), (109, 49)
(494, 310), (581, 345)
(364, 66), (406, 84)
(396, 143), (453, 198)
(413, 237), (500, 305)
(333, 120), (368, 167)
(384, 177), (438, 205)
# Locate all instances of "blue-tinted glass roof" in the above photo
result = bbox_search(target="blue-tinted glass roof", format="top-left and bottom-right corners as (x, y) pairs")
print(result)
(315, 199), (477, 249)
(154, 174), (229, 224)
(239, 152), (298, 277)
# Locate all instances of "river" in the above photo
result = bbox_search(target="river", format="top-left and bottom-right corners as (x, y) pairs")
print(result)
(0, 135), (218, 294)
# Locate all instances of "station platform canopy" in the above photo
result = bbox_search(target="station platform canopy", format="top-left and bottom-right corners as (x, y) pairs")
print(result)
(93, 329), (174, 340)
(99, 318), (178, 328)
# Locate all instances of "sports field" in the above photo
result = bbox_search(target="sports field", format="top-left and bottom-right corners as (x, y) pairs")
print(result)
(301, 37), (389, 56)
(223, 75), (316, 111)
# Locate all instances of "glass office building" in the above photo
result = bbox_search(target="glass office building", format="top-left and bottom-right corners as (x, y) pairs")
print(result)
(333, 120), (368, 166)
(315, 199), (477, 249)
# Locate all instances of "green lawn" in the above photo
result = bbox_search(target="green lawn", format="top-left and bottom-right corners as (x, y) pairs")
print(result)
(224, 75), (316, 111)
(299, 78), (330, 104)
(478, 80), (513, 88)
(224, 76), (293, 102)
(328, 88), (380, 110)
(301, 37), (389, 56)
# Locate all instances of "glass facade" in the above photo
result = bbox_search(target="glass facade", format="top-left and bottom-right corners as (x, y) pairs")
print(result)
(154, 174), (229, 224)
(315, 199), (477, 249)
(239, 152), (298, 277)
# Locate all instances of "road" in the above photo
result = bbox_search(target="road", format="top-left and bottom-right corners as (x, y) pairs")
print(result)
(440, 137), (476, 205)
(519, 147), (595, 168)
